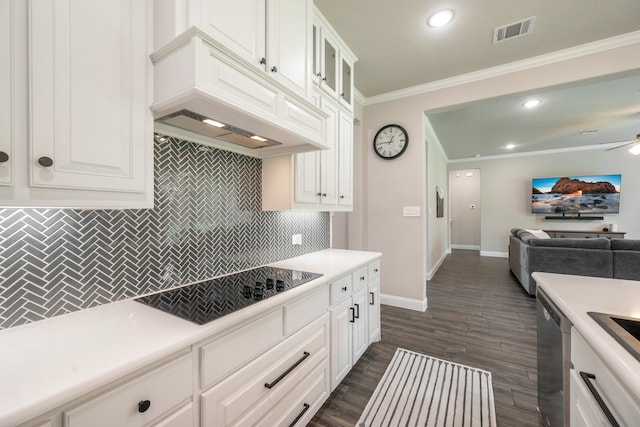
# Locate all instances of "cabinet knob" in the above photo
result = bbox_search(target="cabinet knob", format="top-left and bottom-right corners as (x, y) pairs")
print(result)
(38, 156), (54, 167)
(138, 400), (151, 413)
(322, 193), (327, 197)
(316, 192), (322, 196)
(340, 93), (345, 97)
(340, 195), (345, 199)
(259, 57), (267, 65)
(360, 276), (365, 281)
(0, 151), (8, 163)
(271, 66), (278, 73)
(316, 72), (322, 77)
(342, 286), (347, 292)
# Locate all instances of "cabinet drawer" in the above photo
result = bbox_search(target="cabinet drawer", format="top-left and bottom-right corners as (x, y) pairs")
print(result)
(201, 313), (329, 426)
(256, 357), (330, 426)
(284, 285), (329, 335)
(352, 266), (368, 290)
(368, 259), (380, 281)
(200, 309), (284, 389)
(63, 353), (192, 427)
(330, 274), (352, 305)
(571, 330), (640, 425)
(150, 402), (193, 427)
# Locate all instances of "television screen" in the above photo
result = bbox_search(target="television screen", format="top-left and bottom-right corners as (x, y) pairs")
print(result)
(531, 174), (621, 214)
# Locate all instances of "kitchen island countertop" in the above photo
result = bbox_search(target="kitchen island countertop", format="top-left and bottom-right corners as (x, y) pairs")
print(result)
(532, 272), (640, 403)
(0, 248), (380, 427)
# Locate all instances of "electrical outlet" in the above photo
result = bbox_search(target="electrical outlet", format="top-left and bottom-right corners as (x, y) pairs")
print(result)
(292, 234), (302, 245)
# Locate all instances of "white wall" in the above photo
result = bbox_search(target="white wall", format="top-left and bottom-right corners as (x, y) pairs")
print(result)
(425, 118), (450, 280)
(356, 40), (640, 310)
(450, 147), (640, 255)
(364, 101), (427, 309)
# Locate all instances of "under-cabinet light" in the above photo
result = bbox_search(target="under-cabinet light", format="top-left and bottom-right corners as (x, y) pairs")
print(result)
(202, 118), (225, 128)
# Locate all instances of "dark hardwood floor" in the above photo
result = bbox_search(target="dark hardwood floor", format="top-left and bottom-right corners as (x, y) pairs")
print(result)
(309, 249), (541, 427)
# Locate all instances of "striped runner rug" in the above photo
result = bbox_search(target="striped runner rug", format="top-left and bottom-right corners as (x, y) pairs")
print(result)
(357, 348), (496, 427)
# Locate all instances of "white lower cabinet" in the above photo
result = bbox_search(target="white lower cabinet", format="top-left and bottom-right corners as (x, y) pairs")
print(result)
(329, 259), (381, 391)
(200, 313), (330, 426)
(64, 352), (193, 427)
(367, 278), (381, 344)
(570, 329), (640, 427)
(16, 256), (382, 427)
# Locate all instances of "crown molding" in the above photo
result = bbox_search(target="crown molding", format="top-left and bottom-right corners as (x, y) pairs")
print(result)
(447, 141), (625, 163)
(363, 30), (640, 106)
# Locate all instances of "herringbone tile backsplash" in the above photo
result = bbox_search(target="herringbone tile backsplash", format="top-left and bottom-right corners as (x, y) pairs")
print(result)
(0, 137), (330, 329)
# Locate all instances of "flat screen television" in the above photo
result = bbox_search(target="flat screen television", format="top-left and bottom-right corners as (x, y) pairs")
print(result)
(531, 174), (621, 214)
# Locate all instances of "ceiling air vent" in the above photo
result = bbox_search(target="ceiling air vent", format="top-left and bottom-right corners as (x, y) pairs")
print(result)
(493, 16), (536, 44)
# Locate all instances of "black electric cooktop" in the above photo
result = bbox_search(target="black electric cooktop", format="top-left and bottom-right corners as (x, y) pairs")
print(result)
(135, 267), (322, 325)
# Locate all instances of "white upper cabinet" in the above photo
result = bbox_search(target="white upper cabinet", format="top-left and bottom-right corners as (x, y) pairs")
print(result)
(0, 0), (13, 186)
(1, 0), (153, 208)
(151, 0), (323, 157)
(173, 0), (310, 97)
(313, 9), (357, 112)
(267, 0), (312, 96)
(199, 0), (266, 68)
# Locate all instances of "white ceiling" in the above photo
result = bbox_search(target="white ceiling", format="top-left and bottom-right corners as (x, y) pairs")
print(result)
(314, 0), (640, 159)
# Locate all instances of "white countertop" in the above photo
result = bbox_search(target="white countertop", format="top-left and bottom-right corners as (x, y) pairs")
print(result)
(532, 272), (640, 402)
(0, 248), (380, 427)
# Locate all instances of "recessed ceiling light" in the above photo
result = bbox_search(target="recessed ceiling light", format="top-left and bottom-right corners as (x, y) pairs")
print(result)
(251, 135), (268, 142)
(523, 99), (541, 109)
(506, 143), (515, 149)
(202, 118), (225, 128)
(428, 9), (454, 27)
(629, 143), (640, 155)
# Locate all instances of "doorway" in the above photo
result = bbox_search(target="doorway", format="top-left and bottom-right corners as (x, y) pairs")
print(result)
(449, 169), (481, 250)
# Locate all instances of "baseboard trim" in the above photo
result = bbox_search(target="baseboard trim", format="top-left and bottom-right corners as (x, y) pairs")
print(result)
(480, 250), (508, 258)
(381, 293), (428, 312)
(427, 250), (449, 280)
(451, 244), (481, 250)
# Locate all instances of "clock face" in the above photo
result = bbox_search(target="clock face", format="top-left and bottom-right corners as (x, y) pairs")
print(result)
(373, 124), (408, 159)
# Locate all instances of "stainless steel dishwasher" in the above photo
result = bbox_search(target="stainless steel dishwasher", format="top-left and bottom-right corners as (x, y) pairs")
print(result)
(537, 288), (572, 427)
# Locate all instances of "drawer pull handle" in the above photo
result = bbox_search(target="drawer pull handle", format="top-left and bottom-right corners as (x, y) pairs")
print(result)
(370, 291), (375, 305)
(579, 371), (620, 427)
(349, 307), (355, 323)
(354, 303), (360, 319)
(138, 400), (151, 413)
(289, 403), (310, 427)
(264, 351), (310, 389)
(342, 286), (347, 292)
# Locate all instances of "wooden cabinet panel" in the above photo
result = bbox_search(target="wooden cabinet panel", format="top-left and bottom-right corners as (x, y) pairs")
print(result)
(63, 354), (192, 427)
(0, 0), (12, 186)
(29, 0), (150, 194)
(201, 314), (329, 426)
(200, 309), (284, 389)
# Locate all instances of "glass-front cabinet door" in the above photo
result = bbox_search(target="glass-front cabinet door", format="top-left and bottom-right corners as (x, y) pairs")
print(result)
(320, 34), (338, 96)
(340, 58), (352, 109)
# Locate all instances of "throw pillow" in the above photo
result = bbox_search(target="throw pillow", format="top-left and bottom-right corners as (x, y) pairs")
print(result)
(524, 229), (551, 239)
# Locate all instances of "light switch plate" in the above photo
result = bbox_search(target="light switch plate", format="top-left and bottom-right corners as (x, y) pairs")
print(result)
(402, 206), (421, 217)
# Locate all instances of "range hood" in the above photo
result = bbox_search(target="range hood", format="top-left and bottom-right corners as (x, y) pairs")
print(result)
(150, 29), (328, 158)
(157, 110), (281, 150)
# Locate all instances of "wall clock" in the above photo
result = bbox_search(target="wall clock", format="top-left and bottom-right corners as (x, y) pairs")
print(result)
(373, 124), (409, 159)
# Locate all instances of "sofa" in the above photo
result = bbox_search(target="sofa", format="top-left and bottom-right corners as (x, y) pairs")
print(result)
(508, 228), (640, 296)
